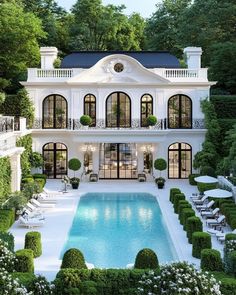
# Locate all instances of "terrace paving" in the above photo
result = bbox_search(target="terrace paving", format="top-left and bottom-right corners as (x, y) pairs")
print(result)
(10, 179), (226, 281)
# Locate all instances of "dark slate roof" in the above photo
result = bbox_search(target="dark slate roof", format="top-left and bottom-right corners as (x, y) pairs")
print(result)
(60, 51), (180, 69)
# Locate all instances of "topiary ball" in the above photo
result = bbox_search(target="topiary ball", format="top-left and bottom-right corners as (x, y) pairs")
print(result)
(80, 115), (92, 126)
(61, 248), (87, 269)
(68, 158), (81, 172)
(134, 248), (159, 269)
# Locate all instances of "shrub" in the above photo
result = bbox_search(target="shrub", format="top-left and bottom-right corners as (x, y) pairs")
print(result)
(201, 249), (223, 271)
(154, 158), (167, 177)
(200, 166), (217, 177)
(179, 208), (195, 226)
(169, 188), (181, 203)
(186, 216), (203, 243)
(0, 240), (17, 272)
(146, 115), (157, 126)
(0, 156), (11, 203)
(33, 173), (47, 181)
(188, 173), (200, 185)
(28, 275), (54, 294)
(192, 232), (212, 258)
(0, 231), (14, 252)
(197, 182), (217, 193)
(173, 193), (185, 213)
(0, 209), (15, 231)
(15, 249), (34, 273)
(220, 277), (236, 295)
(0, 268), (29, 294)
(224, 237), (236, 274)
(11, 272), (36, 289)
(80, 115), (92, 126)
(24, 231), (42, 258)
(178, 203), (192, 220)
(34, 178), (45, 193)
(134, 248), (159, 269)
(61, 248), (87, 269)
(228, 251), (236, 276)
(68, 158), (81, 177)
(137, 261), (221, 295)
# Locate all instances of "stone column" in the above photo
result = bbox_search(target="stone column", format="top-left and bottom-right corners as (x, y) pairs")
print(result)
(10, 152), (22, 192)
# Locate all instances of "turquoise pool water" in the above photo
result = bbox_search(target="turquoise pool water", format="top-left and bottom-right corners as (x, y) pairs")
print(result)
(61, 193), (178, 268)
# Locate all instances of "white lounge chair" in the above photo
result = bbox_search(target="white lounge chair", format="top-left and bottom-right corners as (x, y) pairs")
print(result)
(201, 207), (220, 218)
(216, 229), (236, 242)
(21, 208), (45, 219)
(18, 216), (45, 228)
(192, 195), (208, 205)
(196, 200), (215, 211)
(206, 215), (226, 228)
(43, 188), (63, 197)
(31, 199), (55, 209)
(26, 202), (44, 213)
(35, 193), (57, 203)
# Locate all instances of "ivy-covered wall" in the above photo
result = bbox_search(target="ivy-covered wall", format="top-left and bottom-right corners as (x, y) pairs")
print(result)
(16, 134), (33, 178)
(0, 157), (11, 204)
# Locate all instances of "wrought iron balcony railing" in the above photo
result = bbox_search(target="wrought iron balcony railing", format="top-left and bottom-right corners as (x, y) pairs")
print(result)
(32, 118), (205, 130)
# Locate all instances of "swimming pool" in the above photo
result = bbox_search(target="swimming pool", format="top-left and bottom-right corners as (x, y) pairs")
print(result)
(61, 192), (178, 268)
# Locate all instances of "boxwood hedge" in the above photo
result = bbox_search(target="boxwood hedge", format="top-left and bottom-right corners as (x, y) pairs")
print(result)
(192, 232), (211, 258)
(201, 249), (223, 271)
(24, 231), (42, 258)
(15, 249), (34, 273)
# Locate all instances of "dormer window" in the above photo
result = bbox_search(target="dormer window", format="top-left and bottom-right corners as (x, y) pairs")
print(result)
(114, 63), (124, 73)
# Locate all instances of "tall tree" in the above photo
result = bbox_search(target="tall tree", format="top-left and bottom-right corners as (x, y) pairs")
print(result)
(145, 0), (191, 57)
(0, 1), (45, 83)
(70, 0), (145, 50)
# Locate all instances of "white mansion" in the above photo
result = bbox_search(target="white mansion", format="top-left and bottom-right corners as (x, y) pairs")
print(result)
(22, 47), (214, 180)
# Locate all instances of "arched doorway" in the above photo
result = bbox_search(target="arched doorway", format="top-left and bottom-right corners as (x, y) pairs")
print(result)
(106, 92), (131, 128)
(168, 142), (192, 179)
(84, 94), (96, 126)
(43, 94), (68, 128)
(43, 142), (67, 178)
(168, 94), (192, 128)
(141, 94), (153, 127)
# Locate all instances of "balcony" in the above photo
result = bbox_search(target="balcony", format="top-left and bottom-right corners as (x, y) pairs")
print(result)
(32, 118), (205, 130)
(0, 116), (27, 134)
(26, 68), (208, 83)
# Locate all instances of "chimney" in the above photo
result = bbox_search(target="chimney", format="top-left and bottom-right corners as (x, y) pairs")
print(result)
(183, 47), (202, 69)
(40, 47), (58, 69)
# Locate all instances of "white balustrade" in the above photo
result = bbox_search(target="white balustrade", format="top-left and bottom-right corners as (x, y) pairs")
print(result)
(37, 69), (73, 78)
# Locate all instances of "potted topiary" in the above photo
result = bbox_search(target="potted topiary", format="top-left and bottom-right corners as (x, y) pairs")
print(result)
(146, 115), (157, 128)
(80, 115), (92, 128)
(154, 158), (167, 188)
(68, 158), (81, 189)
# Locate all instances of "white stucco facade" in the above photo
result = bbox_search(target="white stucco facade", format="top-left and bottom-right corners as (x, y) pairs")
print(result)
(22, 47), (215, 180)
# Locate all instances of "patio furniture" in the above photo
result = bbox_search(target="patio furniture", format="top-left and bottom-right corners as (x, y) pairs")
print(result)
(35, 193), (57, 203)
(194, 175), (218, 183)
(216, 229), (236, 243)
(192, 195), (208, 205)
(21, 208), (45, 220)
(18, 216), (45, 228)
(31, 198), (55, 209)
(89, 173), (98, 182)
(138, 173), (146, 182)
(206, 215), (226, 228)
(26, 202), (44, 213)
(43, 188), (63, 197)
(196, 200), (215, 211)
(201, 207), (220, 218)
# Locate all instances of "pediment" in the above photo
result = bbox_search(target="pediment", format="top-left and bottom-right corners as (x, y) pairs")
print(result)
(67, 54), (170, 85)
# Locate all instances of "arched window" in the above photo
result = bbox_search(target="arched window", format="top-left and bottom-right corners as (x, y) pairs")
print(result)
(168, 142), (192, 179)
(43, 95), (67, 129)
(168, 95), (192, 128)
(43, 142), (67, 179)
(141, 94), (153, 127)
(84, 94), (96, 126)
(106, 92), (131, 128)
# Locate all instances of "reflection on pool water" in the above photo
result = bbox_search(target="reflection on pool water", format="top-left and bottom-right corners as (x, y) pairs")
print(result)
(61, 192), (178, 268)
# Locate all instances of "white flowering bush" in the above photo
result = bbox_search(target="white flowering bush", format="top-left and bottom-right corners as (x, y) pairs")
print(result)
(0, 241), (17, 272)
(224, 239), (236, 273)
(137, 261), (222, 295)
(28, 275), (55, 295)
(0, 268), (31, 295)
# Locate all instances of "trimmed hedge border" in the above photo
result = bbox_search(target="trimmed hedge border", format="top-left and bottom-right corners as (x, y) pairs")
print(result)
(192, 232), (211, 258)
(179, 208), (195, 226)
(169, 188), (181, 203)
(134, 248), (159, 269)
(186, 216), (203, 243)
(188, 174), (200, 185)
(15, 249), (34, 273)
(0, 209), (15, 232)
(61, 248), (87, 269)
(24, 231), (42, 258)
(201, 249), (223, 271)
(173, 193), (186, 213)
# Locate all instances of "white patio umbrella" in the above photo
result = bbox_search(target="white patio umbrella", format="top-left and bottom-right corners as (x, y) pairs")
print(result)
(194, 175), (218, 183)
(204, 188), (233, 198)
